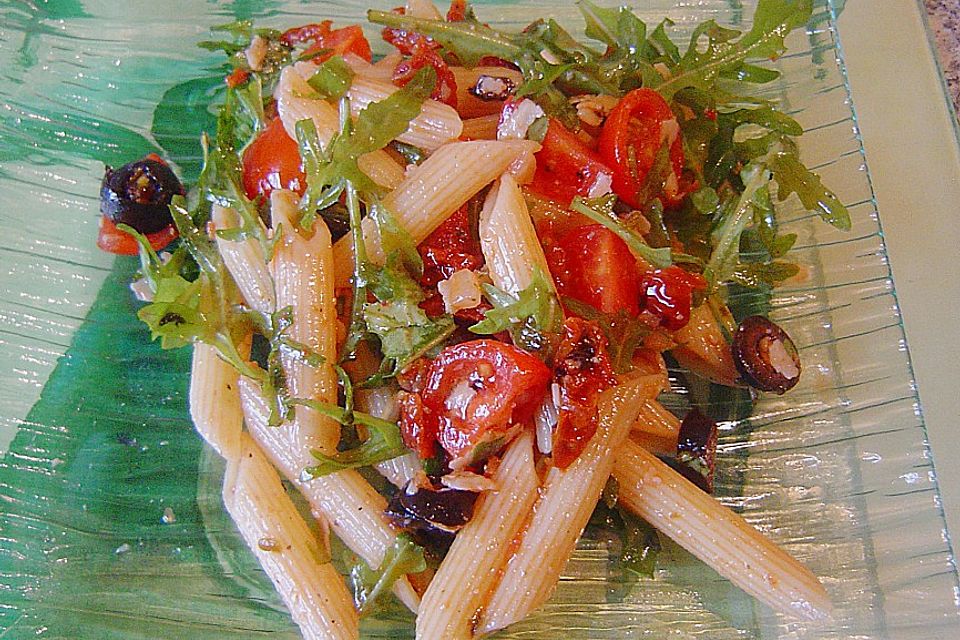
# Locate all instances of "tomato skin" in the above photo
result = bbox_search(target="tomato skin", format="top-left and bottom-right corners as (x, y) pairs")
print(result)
(241, 118), (306, 201)
(551, 318), (618, 469)
(528, 118), (615, 206)
(400, 340), (551, 466)
(281, 22), (372, 62)
(546, 224), (642, 317)
(640, 266), (707, 331)
(393, 38), (458, 107)
(97, 216), (178, 256)
(418, 205), (483, 287)
(597, 88), (688, 208)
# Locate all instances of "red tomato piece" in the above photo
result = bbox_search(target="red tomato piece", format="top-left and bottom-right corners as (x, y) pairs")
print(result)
(446, 0), (468, 21)
(393, 39), (458, 107)
(597, 88), (689, 209)
(241, 118), (306, 201)
(528, 118), (615, 207)
(551, 318), (618, 469)
(546, 224), (642, 317)
(418, 205), (483, 287)
(97, 216), (178, 256)
(281, 21), (373, 63)
(400, 340), (551, 467)
(640, 266), (707, 331)
(225, 68), (250, 89)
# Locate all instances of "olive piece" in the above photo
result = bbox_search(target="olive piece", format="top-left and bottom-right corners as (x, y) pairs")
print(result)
(731, 315), (801, 394)
(398, 486), (478, 531)
(674, 408), (718, 493)
(100, 158), (184, 234)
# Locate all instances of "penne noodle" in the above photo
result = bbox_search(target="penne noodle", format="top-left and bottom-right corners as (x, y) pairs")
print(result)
(450, 66), (524, 118)
(671, 302), (739, 386)
(270, 190), (340, 455)
(333, 139), (540, 286)
(460, 114), (500, 140)
(238, 377), (422, 613)
(212, 204), (275, 316)
(342, 53), (396, 83)
(224, 433), (359, 640)
(276, 65), (405, 191)
(629, 398), (681, 456)
(405, 0), (443, 19)
(376, 453), (420, 489)
(479, 173), (552, 295)
(189, 342), (244, 462)
(613, 439), (832, 622)
(346, 76), (463, 151)
(417, 432), (538, 640)
(476, 376), (661, 635)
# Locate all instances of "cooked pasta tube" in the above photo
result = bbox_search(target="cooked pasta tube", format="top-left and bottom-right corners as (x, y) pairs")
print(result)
(416, 432), (538, 640)
(189, 342), (244, 462)
(460, 114), (500, 140)
(629, 398), (681, 456)
(479, 173), (552, 295)
(346, 76), (462, 151)
(269, 190), (340, 455)
(276, 65), (405, 190)
(333, 140), (540, 286)
(671, 302), (739, 386)
(212, 204), (275, 316)
(614, 439), (832, 622)
(450, 66), (524, 118)
(223, 433), (359, 640)
(238, 377), (422, 613)
(476, 377), (660, 635)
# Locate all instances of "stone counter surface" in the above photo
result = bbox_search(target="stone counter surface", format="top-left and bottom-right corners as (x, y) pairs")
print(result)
(925, 0), (960, 114)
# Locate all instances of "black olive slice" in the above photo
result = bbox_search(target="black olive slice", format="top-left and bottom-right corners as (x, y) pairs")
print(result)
(731, 315), (801, 394)
(674, 408), (718, 493)
(398, 486), (478, 531)
(100, 158), (184, 234)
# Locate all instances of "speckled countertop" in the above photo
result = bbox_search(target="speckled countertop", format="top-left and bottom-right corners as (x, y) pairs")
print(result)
(925, 0), (960, 113)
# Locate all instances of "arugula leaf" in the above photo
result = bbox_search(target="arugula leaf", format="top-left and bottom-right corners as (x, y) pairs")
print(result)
(294, 399), (409, 477)
(307, 55), (355, 100)
(570, 195), (673, 268)
(368, 198), (423, 278)
(349, 534), (426, 614)
(731, 261), (799, 287)
(136, 275), (204, 350)
(470, 267), (562, 336)
(768, 138), (851, 231)
(562, 297), (651, 374)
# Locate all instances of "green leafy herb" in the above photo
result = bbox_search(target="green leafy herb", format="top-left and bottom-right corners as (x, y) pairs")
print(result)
(570, 195), (673, 268)
(294, 399), (409, 477)
(349, 534), (427, 615)
(307, 55), (355, 100)
(470, 268), (562, 336)
(767, 138), (851, 231)
(368, 198), (423, 278)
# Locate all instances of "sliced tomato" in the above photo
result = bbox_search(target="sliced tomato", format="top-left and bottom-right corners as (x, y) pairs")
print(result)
(393, 39), (458, 107)
(640, 266), (707, 331)
(446, 0), (468, 21)
(528, 118), (614, 207)
(418, 205), (483, 287)
(546, 224), (642, 317)
(97, 216), (178, 256)
(241, 117), (306, 201)
(552, 318), (618, 469)
(597, 88), (690, 209)
(282, 21), (372, 63)
(399, 340), (551, 467)
(225, 68), (250, 89)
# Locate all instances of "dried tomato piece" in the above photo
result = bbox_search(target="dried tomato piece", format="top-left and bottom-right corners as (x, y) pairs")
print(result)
(392, 38), (458, 107)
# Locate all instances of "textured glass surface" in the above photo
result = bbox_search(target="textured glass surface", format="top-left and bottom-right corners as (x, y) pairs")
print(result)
(1, 0), (958, 638)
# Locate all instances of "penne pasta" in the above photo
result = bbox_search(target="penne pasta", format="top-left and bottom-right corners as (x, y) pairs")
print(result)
(459, 114), (500, 140)
(629, 398), (681, 456)
(189, 342), (244, 462)
(479, 173), (552, 295)
(224, 433), (359, 640)
(276, 65), (406, 191)
(671, 302), (739, 386)
(346, 75), (463, 151)
(270, 190), (340, 455)
(238, 377), (422, 613)
(476, 376), (661, 635)
(417, 432), (538, 640)
(333, 139), (540, 286)
(450, 66), (524, 119)
(613, 439), (832, 622)
(212, 204), (275, 316)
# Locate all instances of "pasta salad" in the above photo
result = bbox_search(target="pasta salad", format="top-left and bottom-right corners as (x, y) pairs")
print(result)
(97, 0), (846, 637)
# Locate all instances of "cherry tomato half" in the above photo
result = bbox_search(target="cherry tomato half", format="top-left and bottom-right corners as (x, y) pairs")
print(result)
(241, 117), (306, 201)
(640, 266), (707, 331)
(281, 21), (373, 63)
(418, 204), (483, 287)
(528, 118), (615, 207)
(551, 318), (618, 469)
(96, 215), (178, 256)
(399, 340), (551, 467)
(597, 88), (687, 209)
(546, 224), (642, 317)
(393, 39), (458, 107)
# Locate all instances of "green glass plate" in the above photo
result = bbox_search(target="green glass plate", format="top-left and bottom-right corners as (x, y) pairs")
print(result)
(1, 0), (958, 638)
